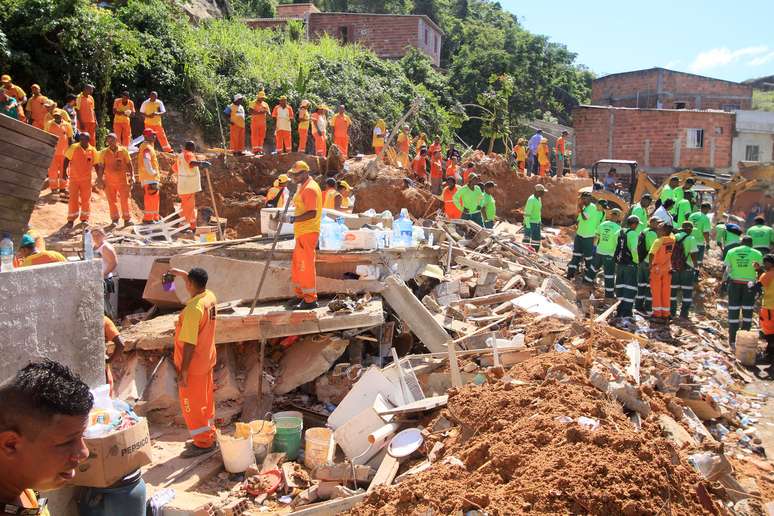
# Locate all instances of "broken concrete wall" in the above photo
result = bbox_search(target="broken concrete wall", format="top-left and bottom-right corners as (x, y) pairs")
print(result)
(0, 260), (105, 387)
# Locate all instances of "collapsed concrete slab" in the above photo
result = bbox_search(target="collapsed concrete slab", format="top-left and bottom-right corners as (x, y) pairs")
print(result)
(274, 335), (350, 394)
(0, 260), (105, 386)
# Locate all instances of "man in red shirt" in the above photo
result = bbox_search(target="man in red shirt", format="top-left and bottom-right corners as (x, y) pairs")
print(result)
(168, 267), (218, 457)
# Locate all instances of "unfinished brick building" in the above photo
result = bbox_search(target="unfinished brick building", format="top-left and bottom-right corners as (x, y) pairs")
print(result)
(245, 3), (443, 66)
(573, 105), (735, 174)
(591, 68), (753, 110)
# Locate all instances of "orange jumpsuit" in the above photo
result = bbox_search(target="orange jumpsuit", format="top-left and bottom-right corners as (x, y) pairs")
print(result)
(100, 145), (133, 223)
(138, 141), (161, 222)
(228, 103), (246, 152)
(249, 100), (269, 153)
(311, 112), (327, 157)
(64, 143), (98, 223)
(537, 142), (550, 176)
(514, 145), (526, 173)
(292, 178), (322, 303)
(396, 132), (411, 169)
(649, 235), (675, 319)
(331, 113), (352, 158)
(76, 93), (97, 145)
(173, 150), (202, 230)
(141, 98), (173, 152)
(174, 290), (218, 449)
(297, 107), (310, 153)
(442, 186), (462, 219)
(27, 94), (49, 129)
(760, 271), (774, 336)
(46, 119), (73, 191)
(113, 98), (135, 147)
(412, 155), (428, 181)
(555, 137), (566, 174)
(272, 104), (294, 153)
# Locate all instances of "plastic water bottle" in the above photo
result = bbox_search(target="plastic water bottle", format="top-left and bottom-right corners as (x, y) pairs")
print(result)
(393, 209), (414, 248)
(83, 228), (94, 260)
(320, 216), (343, 251)
(0, 233), (14, 272)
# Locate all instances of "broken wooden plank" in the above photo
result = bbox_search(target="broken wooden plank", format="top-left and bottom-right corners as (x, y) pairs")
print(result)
(455, 256), (515, 278)
(381, 275), (451, 353)
(601, 324), (648, 346)
(367, 454), (400, 492)
(449, 289), (521, 307)
(594, 301), (621, 323)
(289, 493), (367, 515)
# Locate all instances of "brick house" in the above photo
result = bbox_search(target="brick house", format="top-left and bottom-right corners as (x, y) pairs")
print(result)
(244, 3), (443, 66)
(592, 68), (753, 110)
(573, 105), (735, 174)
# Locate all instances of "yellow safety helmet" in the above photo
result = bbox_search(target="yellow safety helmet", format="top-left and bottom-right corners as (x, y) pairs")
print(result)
(289, 161), (310, 174)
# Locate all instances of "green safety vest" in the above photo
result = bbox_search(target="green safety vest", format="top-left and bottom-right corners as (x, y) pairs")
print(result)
(624, 227), (641, 264)
(688, 212), (710, 245)
(641, 229), (658, 263)
(595, 220), (621, 256)
(715, 223), (726, 244)
(747, 224), (774, 249)
(660, 185), (674, 203)
(452, 185), (484, 213)
(524, 194), (542, 225)
(724, 231), (741, 247)
(630, 203), (648, 230)
(675, 199), (692, 226)
(577, 203), (601, 238)
(481, 193), (496, 221)
(675, 231), (699, 268)
(724, 245), (763, 281)
(673, 186), (685, 203)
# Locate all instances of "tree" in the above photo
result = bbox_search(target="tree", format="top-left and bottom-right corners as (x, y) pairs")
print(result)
(231, 0), (277, 17)
(475, 74), (514, 153)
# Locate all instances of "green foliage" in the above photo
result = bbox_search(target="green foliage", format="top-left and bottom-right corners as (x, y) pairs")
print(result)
(476, 74), (514, 152)
(753, 89), (774, 112)
(231, 0), (277, 17)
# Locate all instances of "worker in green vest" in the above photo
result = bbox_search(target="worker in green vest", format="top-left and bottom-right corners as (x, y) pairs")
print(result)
(688, 202), (712, 268)
(635, 216), (660, 312)
(723, 236), (764, 346)
(747, 216), (774, 254)
(628, 194), (652, 231)
(673, 177), (694, 204)
(614, 215), (642, 317)
(481, 181), (497, 229)
(523, 184), (546, 251)
(567, 192), (602, 283)
(722, 223), (743, 259)
(674, 190), (694, 226)
(715, 221), (726, 249)
(670, 221), (700, 319)
(452, 173), (485, 227)
(659, 176), (680, 206)
(593, 208), (622, 299)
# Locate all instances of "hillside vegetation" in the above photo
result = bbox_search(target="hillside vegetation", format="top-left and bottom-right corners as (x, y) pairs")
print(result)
(0, 0), (592, 150)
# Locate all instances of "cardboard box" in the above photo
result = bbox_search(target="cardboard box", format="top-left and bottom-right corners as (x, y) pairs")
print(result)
(73, 418), (152, 487)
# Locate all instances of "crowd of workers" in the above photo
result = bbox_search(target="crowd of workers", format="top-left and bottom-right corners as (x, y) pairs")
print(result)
(559, 175), (774, 366)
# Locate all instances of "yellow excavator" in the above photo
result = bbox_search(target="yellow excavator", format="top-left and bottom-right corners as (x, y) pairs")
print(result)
(582, 160), (773, 218)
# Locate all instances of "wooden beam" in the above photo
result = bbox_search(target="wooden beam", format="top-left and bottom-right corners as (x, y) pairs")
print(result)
(289, 493), (367, 515)
(367, 454), (400, 492)
(455, 256), (515, 278)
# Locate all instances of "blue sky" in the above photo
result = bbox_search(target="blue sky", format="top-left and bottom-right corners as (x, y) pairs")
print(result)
(501, 0), (774, 83)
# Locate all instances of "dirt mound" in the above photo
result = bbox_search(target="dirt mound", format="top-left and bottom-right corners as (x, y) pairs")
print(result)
(349, 352), (716, 515)
(466, 152), (592, 225)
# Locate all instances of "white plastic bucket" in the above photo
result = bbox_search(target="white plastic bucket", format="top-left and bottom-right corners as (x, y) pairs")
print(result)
(304, 427), (333, 469)
(217, 430), (254, 473)
(249, 420), (276, 464)
(735, 331), (758, 367)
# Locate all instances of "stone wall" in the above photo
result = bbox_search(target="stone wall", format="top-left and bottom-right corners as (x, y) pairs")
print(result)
(0, 259), (105, 387)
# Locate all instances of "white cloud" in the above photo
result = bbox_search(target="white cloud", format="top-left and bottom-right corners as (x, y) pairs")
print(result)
(748, 50), (774, 66)
(664, 59), (681, 69)
(687, 46), (769, 72)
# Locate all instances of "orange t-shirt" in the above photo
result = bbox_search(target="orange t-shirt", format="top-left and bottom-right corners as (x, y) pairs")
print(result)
(412, 156), (427, 178)
(27, 94), (49, 124)
(430, 158), (443, 179)
(104, 316), (120, 342)
(556, 137), (566, 155)
(113, 98), (135, 124)
(397, 132), (410, 153)
(174, 290), (218, 375)
(64, 143), (98, 182)
(46, 120), (73, 156)
(428, 142), (441, 155)
(442, 186), (462, 219)
(331, 113), (351, 139)
(99, 146), (132, 184)
(76, 93), (96, 123)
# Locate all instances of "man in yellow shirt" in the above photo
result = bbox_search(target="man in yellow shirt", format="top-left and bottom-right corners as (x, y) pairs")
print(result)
(167, 267), (218, 457)
(283, 161), (322, 310)
(140, 91), (173, 152)
(26, 84), (49, 129)
(17, 234), (67, 267)
(0, 360), (93, 515)
(249, 90), (270, 154)
(112, 91), (135, 147)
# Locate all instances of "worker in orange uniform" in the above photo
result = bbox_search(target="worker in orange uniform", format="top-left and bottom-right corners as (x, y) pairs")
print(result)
(396, 125), (411, 170)
(140, 91), (173, 152)
(322, 177), (342, 210)
(173, 141), (211, 232)
(97, 133), (134, 227)
(272, 96), (294, 154)
(45, 109), (73, 199)
(337, 181), (353, 212)
(17, 233), (66, 266)
(138, 128), (162, 223)
(331, 104), (352, 158)
(428, 135), (442, 156)
(282, 161), (322, 310)
(648, 223), (676, 323)
(755, 254), (774, 373)
(166, 266), (218, 458)
(112, 91), (135, 148)
(429, 149), (444, 195)
(537, 137), (550, 176)
(1, 74), (26, 122)
(249, 90), (270, 154)
(297, 100), (311, 154)
(442, 177), (462, 219)
(227, 94), (246, 154)
(446, 155), (461, 183)
(413, 132), (428, 153)
(373, 119), (386, 156)
(513, 138), (527, 174)
(26, 84), (49, 129)
(75, 84), (97, 146)
(412, 147), (429, 183)
(311, 104), (329, 157)
(555, 130), (569, 176)
(63, 132), (98, 227)
(266, 174), (290, 208)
